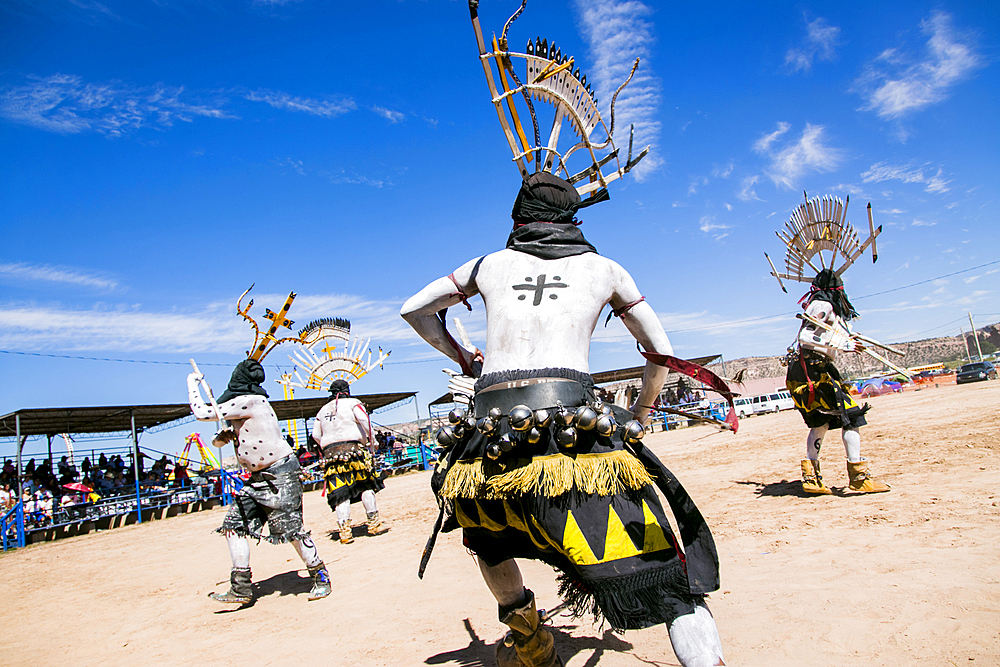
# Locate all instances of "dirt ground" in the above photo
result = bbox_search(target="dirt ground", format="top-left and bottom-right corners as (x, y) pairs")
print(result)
(2, 380), (999, 666)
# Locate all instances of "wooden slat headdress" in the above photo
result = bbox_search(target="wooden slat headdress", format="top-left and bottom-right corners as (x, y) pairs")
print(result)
(468, 0), (649, 199)
(764, 191), (882, 293)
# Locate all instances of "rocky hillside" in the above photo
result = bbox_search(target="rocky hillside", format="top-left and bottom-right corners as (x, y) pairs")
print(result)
(708, 322), (1000, 382)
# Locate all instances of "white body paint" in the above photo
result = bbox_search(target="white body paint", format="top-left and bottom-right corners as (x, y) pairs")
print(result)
(400, 248), (673, 423)
(312, 397), (372, 449)
(403, 243), (724, 665)
(187, 374), (292, 472)
(313, 396), (378, 523)
(798, 300), (855, 360)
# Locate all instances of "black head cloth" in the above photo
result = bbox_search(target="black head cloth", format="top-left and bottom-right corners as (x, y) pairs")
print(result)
(806, 268), (859, 321)
(507, 172), (606, 259)
(510, 172), (609, 226)
(329, 379), (351, 398)
(217, 359), (269, 404)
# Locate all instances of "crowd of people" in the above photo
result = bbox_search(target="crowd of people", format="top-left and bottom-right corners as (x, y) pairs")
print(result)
(0, 449), (210, 529)
(373, 430), (406, 465)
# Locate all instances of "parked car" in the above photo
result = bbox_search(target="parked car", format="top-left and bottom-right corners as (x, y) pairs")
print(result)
(733, 397), (753, 419)
(956, 361), (997, 385)
(753, 391), (795, 414)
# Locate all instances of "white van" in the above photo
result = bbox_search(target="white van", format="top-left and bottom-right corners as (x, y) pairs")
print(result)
(733, 397), (754, 419)
(755, 391), (795, 414)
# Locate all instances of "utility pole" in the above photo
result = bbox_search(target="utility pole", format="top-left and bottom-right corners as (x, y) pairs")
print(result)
(959, 327), (972, 363)
(968, 313), (984, 362)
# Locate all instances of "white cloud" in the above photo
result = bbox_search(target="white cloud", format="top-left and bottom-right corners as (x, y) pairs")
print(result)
(0, 75), (365, 136)
(372, 106), (404, 123)
(0, 262), (118, 290)
(275, 157), (305, 175)
(698, 215), (730, 241)
(574, 0), (662, 180)
(754, 123), (843, 189)
(244, 89), (355, 118)
(911, 218), (936, 227)
(853, 11), (982, 119)
(323, 170), (387, 188)
(786, 17), (841, 73)
(753, 122), (790, 153)
(0, 292), (417, 353)
(712, 162), (734, 178)
(861, 161), (951, 194)
(0, 74), (232, 136)
(737, 175), (762, 202)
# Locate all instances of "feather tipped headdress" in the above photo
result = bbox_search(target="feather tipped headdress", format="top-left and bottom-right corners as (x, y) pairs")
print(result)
(765, 192), (882, 294)
(468, 0), (648, 200)
(281, 317), (390, 391)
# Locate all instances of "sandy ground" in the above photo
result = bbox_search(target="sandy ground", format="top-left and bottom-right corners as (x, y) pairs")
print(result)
(2, 380), (999, 666)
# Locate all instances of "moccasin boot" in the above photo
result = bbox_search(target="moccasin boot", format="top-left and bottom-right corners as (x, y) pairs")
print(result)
(801, 459), (832, 495)
(307, 561), (332, 600)
(366, 511), (388, 536)
(495, 589), (563, 667)
(847, 460), (890, 493)
(338, 520), (354, 544)
(209, 567), (252, 604)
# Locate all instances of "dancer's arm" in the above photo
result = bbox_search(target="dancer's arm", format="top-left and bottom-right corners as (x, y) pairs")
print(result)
(609, 262), (673, 424)
(400, 257), (484, 372)
(187, 372), (255, 421)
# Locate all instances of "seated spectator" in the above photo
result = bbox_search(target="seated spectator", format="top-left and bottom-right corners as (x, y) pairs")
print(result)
(172, 461), (190, 488)
(0, 483), (11, 510)
(98, 453), (109, 470)
(141, 473), (167, 494)
(97, 472), (114, 492)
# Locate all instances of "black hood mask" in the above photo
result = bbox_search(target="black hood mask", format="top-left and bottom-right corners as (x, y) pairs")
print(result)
(507, 172), (605, 259)
(218, 359), (269, 404)
(329, 379), (351, 398)
(804, 269), (859, 321)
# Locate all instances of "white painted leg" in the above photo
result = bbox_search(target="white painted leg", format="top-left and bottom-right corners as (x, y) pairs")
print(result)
(667, 604), (725, 667)
(842, 428), (862, 463)
(291, 535), (321, 568)
(226, 533), (251, 570)
(361, 489), (377, 514)
(807, 424), (829, 460)
(335, 499), (351, 524)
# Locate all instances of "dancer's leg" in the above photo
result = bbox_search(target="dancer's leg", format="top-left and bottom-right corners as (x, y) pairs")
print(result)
(667, 604), (726, 667)
(478, 558), (526, 607)
(226, 533), (251, 569)
(842, 428), (862, 462)
(335, 500), (351, 523)
(806, 424), (828, 460)
(361, 489), (377, 514)
(291, 534), (322, 568)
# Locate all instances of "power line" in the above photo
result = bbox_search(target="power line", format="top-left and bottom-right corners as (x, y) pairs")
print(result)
(853, 258), (1000, 300)
(0, 350), (237, 366)
(3, 259), (997, 366)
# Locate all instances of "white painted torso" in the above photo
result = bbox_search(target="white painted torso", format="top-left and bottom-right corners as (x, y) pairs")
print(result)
(401, 243), (674, 422)
(188, 381), (292, 471)
(312, 398), (371, 447)
(468, 249), (624, 374)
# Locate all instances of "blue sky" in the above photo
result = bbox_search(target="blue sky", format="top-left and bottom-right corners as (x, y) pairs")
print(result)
(1, 0), (998, 457)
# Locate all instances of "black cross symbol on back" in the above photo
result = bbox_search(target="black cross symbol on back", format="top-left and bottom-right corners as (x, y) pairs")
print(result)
(512, 274), (568, 306)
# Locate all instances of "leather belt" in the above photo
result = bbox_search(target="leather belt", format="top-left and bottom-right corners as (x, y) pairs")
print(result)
(473, 377), (588, 418)
(321, 440), (362, 459)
